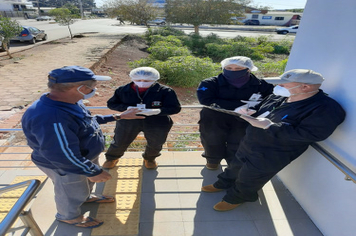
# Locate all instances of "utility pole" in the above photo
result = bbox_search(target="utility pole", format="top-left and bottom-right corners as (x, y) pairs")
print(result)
(78, 0), (84, 19)
(37, 0), (41, 16)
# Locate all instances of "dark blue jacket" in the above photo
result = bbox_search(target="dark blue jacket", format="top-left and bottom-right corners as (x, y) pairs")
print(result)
(21, 94), (116, 177)
(107, 82), (181, 126)
(238, 90), (346, 170)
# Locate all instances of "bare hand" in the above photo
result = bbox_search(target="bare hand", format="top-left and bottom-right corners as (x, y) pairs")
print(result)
(118, 108), (145, 120)
(88, 171), (112, 183)
(240, 115), (274, 129)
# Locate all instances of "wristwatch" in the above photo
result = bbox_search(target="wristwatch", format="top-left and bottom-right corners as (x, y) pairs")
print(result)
(113, 114), (121, 120)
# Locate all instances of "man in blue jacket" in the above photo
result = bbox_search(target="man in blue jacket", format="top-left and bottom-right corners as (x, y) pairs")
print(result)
(21, 66), (143, 228)
(201, 69), (346, 211)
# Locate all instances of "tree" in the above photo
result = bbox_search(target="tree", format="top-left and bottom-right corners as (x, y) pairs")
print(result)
(166, 0), (250, 34)
(0, 17), (23, 58)
(104, 0), (158, 28)
(49, 8), (77, 39)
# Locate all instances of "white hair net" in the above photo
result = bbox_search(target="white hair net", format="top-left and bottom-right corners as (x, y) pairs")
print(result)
(129, 67), (160, 81)
(220, 56), (258, 71)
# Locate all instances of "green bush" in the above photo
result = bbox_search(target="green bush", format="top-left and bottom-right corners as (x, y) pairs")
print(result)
(206, 42), (254, 62)
(128, 58), (155, 68)
(152, 56), (220, 87)
(271, 39), (293, 54)
(148, 45), (191, 61)
(151, 35), (183, 47)
(254, 58), (288, 77)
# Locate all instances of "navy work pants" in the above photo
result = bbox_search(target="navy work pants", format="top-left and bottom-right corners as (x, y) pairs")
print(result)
(105, 119), (172, 161)
(199, 111), (248, 165)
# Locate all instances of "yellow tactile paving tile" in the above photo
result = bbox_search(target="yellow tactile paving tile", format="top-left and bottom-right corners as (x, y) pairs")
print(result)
(117, 158), (143, 167)
(0, 212), (6, 222)
(97, 194), (140, 214)
(103, 179), (141, 195)
(0, 176), (46, 198)
(108, 166), (142, 179)
(0, 198), (19, 212)
(92, 212), (139, 235)
(0, 176), (46, 214)
(93, 158), (142, 235)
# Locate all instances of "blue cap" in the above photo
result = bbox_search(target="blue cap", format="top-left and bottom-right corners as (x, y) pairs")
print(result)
(48, 66), (111, 83)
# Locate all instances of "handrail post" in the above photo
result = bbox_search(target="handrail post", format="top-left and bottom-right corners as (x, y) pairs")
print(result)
(0, 180), (42, 236)
(19, 209), (44, 236)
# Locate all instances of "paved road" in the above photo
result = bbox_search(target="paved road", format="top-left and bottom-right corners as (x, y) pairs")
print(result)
(1, 18), (295, 56)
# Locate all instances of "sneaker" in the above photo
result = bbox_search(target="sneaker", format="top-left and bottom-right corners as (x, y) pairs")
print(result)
(102, 159), (119, 169)
(201, 184), (223, 193)
(144, 160), (158, 169)
(206, 163), (219, 170)
(213, 201), (241, 211)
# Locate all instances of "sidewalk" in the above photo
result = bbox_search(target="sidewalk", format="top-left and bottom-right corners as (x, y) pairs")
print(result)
(0, 33), (126, 129)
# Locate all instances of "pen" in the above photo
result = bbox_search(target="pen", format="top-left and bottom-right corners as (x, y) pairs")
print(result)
(281, 115), (288, 120)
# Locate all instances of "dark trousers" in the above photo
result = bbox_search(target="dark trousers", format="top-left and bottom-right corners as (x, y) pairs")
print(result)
(199, 112), (248, 165)
(105, 119), (172, 161)
(213, 154), (284, 204)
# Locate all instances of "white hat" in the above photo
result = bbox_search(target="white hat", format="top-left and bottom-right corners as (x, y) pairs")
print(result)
(129, 67), (160, 81)
(220, 56), (258, 71)
(263, 69), (324, 84)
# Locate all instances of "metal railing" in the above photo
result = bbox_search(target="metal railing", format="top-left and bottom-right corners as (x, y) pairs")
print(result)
(0, 106), (354, 183)
(311, 143), (356, 183)
(0, 179), (43, 236)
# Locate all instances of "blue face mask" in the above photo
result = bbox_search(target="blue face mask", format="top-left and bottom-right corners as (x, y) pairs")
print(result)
(77, 85), (97, 99)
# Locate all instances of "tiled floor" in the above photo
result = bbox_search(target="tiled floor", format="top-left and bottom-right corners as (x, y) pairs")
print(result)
(139, 151), (323, 236)
(0, 151), (323, 236)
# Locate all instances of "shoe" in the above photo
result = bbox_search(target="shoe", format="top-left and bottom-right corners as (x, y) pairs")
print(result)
(144, 160), (158, 169)
(213, 201), (241, 211)
(201, 184), (223, 193)
(206, 163), (219, 170)
(102, 159), (119, 169)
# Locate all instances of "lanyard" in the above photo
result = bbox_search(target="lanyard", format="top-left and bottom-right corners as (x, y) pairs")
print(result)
(135, 86), (151, 104)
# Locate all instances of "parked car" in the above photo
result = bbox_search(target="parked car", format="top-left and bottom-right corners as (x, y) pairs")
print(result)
(149, 18), (166, 25)
(244, 19), (260, 25)
(12, 26), (47, 44)
(275, 25), (299, 34)
(0, 35), (10, 52)
(36, 16), (53, 21)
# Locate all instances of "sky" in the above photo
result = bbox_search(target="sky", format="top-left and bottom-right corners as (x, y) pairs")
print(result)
(94, 0), (307, 10)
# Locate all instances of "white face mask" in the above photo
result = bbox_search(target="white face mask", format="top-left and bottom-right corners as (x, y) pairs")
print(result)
(133, 81), (155, 88)
(77, 85), (97, 99)
(273, 85), (291, 97)
(273, 84), (302, 97)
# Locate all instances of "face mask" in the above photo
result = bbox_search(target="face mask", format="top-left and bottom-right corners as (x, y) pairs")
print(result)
(273, 84), (302, 97)
(223, 68), (249, 81)
(273, 85), (291, 97)
(223, 68), (250, 88)
(77, 85), (96, 99)
(133, 81), (155, 88)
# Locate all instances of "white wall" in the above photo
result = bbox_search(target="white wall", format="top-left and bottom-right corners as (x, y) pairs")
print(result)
(277, 0), (356, 235)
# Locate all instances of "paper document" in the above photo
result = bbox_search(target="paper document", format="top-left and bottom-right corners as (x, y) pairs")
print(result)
(136, 109), (160, 116)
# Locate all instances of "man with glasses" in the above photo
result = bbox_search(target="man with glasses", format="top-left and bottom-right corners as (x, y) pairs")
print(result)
(21, 66), (143, 228)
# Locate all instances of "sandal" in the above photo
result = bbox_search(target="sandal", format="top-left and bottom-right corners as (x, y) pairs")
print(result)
(58, 216), (103, 228)
(85, 194), (115, 203)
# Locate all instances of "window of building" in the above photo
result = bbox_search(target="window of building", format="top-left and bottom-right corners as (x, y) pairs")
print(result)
(252, 14), (259, 19)
(275, 17), (284, 20)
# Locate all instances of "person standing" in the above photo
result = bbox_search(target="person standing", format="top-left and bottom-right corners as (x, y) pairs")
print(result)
(201, 69), (346, 211)
(21, 66), (143, 228)
(103, 67), (181, 169)
(197, 56), (273, 170)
